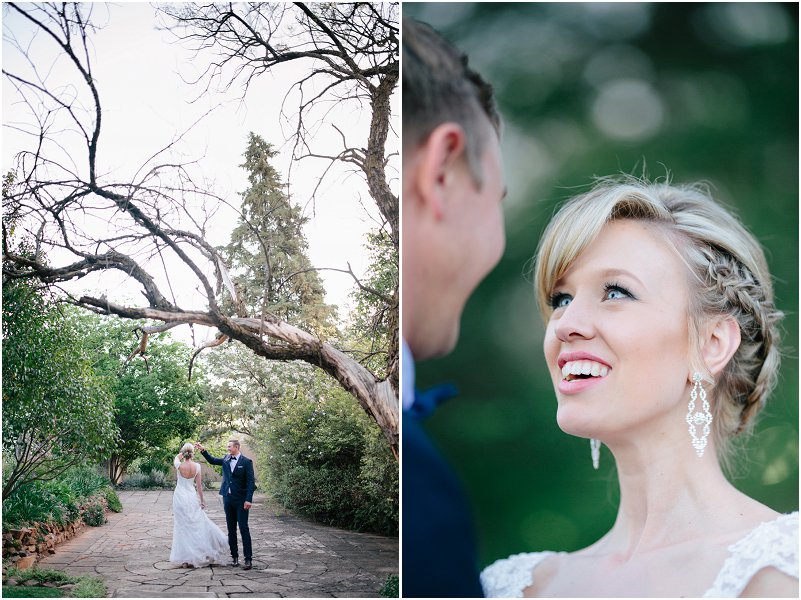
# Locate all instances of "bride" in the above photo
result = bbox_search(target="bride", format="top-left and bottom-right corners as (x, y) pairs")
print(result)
(169, 443), (228, 568)
(481, 180), (798, 597)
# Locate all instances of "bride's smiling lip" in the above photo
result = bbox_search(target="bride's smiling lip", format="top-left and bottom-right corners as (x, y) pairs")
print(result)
(556, 351), (612, 395)
(557, 351), (611, 370)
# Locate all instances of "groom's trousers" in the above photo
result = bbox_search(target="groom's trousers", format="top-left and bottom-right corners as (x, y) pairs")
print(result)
(223, 496), (252, 561)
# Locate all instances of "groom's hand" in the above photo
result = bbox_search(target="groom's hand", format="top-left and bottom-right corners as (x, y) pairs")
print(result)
(194, 442), (205, 452)
(243, 501), (252, 510)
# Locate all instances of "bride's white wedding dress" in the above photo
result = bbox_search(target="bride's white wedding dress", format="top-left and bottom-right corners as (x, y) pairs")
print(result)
(169, 460), (228, 566)
(481, 512), (798, 597)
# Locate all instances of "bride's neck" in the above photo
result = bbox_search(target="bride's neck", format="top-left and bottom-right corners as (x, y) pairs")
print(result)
(602, 435), (733, 556)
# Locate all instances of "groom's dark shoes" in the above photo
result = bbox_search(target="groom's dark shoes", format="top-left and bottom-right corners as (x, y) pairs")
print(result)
(230, 557), (239, 567)
(243, 560), (252, 570)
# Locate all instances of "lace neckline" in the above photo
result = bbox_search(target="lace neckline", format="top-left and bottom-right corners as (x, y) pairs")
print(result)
(481, 512), (798, 598)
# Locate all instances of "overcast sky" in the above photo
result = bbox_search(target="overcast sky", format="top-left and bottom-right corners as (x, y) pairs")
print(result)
(2, 3), (397, 341)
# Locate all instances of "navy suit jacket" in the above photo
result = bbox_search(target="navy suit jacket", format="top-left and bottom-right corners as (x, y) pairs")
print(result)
(201, 450), (255, 503)
(403, 411), (484, 597)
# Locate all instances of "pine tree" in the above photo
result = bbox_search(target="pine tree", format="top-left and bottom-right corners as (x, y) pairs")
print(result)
(222, 133), (337, 337)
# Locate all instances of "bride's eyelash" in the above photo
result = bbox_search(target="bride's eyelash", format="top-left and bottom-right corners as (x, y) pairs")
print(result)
(604, 281), (637, 300)
(548, 282), (636, 309)
(548, 291), (570, 309)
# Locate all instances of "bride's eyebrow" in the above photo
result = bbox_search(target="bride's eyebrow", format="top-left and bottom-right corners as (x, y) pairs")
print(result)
(599, 267), (645, 287)
(553, 267), (645, 290)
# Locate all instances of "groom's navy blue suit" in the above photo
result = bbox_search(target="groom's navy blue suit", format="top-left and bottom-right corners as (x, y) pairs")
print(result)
(201, 450), (255, 561)
(403, 399), (484, 597)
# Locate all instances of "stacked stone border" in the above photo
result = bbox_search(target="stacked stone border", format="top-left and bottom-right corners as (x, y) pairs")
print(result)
(2, 494), (111, 570)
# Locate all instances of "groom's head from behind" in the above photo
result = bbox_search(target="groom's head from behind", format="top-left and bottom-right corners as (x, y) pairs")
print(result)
(402, 18), (506, 361)
(227, 439), (241, 457)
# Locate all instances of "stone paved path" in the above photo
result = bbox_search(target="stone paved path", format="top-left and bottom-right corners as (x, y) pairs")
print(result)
(37, 491), (398, 597)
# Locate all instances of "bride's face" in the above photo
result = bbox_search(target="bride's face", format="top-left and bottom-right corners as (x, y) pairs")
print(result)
(543, 219), (692, 442)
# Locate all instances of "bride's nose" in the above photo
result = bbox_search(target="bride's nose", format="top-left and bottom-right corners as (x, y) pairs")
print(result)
(554, 296), (596, 342)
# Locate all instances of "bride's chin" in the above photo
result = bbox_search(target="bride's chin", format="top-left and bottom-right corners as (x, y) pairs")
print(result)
(555, 407), (599, 439)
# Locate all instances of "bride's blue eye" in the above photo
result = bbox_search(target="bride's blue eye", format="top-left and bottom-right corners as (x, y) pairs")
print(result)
(603, 283), (635, 301)
(549, 292), (572, 309)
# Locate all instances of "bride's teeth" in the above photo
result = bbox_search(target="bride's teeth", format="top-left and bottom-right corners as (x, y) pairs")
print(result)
(560, 360), (611, 379)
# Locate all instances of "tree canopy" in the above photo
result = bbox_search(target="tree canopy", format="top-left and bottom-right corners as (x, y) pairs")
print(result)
(2, 2), (399, 453)
(2, 279), (117, 499)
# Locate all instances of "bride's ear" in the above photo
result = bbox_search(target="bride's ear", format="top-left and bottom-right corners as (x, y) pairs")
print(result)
(697, 316), (741, 378)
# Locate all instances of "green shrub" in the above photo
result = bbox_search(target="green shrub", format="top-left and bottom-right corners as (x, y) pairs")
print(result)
(2, 465), (115, 530)
(44, 481), (80, 524)
(3, 481), (63, 528)
(102, 487), (123, 512)
(137, 456), (170, 476)
(60, 465), (108, 498)
(379, 574), (399, 598)
(81, 503), (105, 527)
(117, 469), (169, 489)
(256, 382), (398, 535)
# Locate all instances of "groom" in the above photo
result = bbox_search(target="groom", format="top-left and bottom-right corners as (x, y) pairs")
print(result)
(403, 17), (506, 598)
(195, 439), (255, 570)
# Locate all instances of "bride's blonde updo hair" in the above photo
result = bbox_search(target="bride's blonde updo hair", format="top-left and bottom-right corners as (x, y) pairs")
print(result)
(533, 177), (783, 466)
(180, 443), (194, 461)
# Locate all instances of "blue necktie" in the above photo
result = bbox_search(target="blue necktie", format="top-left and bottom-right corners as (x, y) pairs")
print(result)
(410, 383), (459, 418)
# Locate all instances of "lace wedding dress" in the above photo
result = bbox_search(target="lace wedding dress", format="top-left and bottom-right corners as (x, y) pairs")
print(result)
(169, 460), (228, 566)
(481, 512), (798, 597)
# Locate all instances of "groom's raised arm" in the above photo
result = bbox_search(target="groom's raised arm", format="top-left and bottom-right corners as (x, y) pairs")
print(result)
(201, 450), (223, 465)
(195, 443), (224, 466)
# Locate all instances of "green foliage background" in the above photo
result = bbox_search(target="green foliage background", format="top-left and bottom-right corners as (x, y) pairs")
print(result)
(252, 373), (398, 536)
(404, 3), (798, 567)
(73, 311), (205, 479)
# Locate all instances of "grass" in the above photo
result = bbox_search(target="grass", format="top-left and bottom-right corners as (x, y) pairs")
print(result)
(5, 567), (74, 585)
(3, 567), (107, 598)
(3, 586), (64, 597)
(70, 576), (107, 598)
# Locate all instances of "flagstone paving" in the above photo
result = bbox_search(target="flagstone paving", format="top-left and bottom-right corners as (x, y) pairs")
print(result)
(37, 490), (398, 598)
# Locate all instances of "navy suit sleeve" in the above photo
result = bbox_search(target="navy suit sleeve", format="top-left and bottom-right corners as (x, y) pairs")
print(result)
(201, 449), (224, 466)
(244, 458), (255, 503)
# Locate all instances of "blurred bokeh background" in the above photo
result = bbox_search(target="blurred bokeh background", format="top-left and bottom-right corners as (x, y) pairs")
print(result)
(403, 3), (798, 567)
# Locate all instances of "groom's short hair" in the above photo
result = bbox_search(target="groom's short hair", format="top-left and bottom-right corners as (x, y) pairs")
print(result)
(229, 439), (241, 448)
(402, 17), (501, 184)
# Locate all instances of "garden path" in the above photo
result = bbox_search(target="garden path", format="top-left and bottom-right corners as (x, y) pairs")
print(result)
(37, 490), (398, 597)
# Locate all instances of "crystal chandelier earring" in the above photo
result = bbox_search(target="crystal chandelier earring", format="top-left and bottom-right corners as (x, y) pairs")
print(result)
(590, 438), (601, 469)
(685, 373), (712, 457)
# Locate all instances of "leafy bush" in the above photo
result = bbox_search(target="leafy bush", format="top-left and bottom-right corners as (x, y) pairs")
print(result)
(255, 380), (398, 535)
(2, 464), (115, 529)
(137, 455), (171, 476)
(103, 487), (123, 513)
(3, 481), (66, 528)
(81, 503), (105, 527)
(60, 465), (108, 498)
(116, 468), (169, 489)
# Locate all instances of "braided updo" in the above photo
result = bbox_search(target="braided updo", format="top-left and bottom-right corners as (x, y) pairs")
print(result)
(180, 442), (194, 461)
(534, 177), (783, 464)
